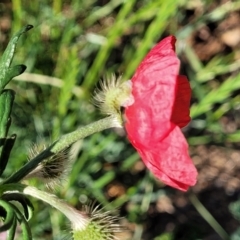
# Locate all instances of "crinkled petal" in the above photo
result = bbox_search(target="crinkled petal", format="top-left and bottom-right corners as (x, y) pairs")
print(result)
(125, 80), (175, 146)
(133, 125), (197, 191)
(171, 75), (191, 127)
(125, 36), (197, 191)
(125, 36), (180, 143)
(131, 36), (180, 108)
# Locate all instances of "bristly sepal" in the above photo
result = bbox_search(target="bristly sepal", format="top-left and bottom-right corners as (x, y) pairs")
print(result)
(93, 75), (134, 118)
(25, 139), (71, 190)
(72, 203), (122, 240)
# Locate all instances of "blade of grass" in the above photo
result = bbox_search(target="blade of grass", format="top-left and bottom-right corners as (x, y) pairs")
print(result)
(82, 0), (137, 89)
(189, 193), (230, 240)
(123, 0), (180, 79)
(191, 73), (240, 118)
(83, 0), (124, 27)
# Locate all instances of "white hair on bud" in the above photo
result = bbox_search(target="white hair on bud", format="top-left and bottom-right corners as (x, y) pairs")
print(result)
(93, 74), (134, 117)
(25, 138), (71, 190)
(80, 202), (122, 240)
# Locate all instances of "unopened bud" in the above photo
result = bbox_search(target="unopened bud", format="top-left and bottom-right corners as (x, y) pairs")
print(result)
(73, 204), (121, 240)
(25, 139), (70, 190)
(23, 186), (121, 240)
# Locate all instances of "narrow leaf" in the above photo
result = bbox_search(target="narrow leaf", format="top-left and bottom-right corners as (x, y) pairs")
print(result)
(0, 200), (15, 232)
(7, 203), (32, 240)
(0, 90), (15, 139)
(2, 65), (27, 89)
(2, 193), (34, 221)
(0, 134), (16, 177)
(7, 214), (17, 240)
(0, 25), (33, 91)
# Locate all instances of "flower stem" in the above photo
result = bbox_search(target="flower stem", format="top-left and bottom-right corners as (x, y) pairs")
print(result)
(51, 115), (121, 153)
(2, 116), (121, 184)
(22, 186), (88, 231)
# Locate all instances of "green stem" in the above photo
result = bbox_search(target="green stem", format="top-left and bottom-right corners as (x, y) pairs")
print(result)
(189, 192), (230, 240)
(51, 115), (121, 153)
(2, 116), (121, 184)
(53, 0), (62, 14)
(23, 186), (88, 231)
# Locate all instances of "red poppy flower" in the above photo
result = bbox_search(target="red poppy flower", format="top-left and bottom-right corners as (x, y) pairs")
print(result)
(124, 36), (197, 191)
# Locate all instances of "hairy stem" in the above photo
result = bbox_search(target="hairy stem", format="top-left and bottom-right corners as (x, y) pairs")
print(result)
(2, 116), (121, 184)
(23, 186), (88, 231)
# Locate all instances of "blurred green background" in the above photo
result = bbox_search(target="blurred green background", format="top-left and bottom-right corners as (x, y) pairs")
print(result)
(1, 0), (240, 239)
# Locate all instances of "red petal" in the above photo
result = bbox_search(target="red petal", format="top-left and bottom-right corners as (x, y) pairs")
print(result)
(125, 36), (180, 147)
(125, 36), (197, 191)
(133, 126), (197, 191)
(131, 36), (179, 104)
(171, 75), (191, 128)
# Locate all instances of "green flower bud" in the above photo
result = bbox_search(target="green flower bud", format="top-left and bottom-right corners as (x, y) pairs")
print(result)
(23, 187), (121, 240)
(25, 139), (70, 190)
(93, 75), (134, 121)
(73, 204), (121, 240)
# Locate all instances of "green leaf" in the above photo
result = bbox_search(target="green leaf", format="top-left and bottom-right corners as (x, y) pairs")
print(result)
(7, 214), (17, 240)
(2, 193), (34, 221)
(0, 25), (33, 91)
(8, 202), (32, 240)
(3, 65), (27, 89)
(0, 90), (15, 139)
(0, 90), (15, 175)
(0, 134), (16, 177)
(0, 200), (15, 232)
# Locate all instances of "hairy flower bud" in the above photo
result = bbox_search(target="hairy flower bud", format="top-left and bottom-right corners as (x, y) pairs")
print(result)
(73, 204), (121, 240)
(25, 139), (70, 190)
(93, 75), (134, 120)
(23, 186), (121, 240)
